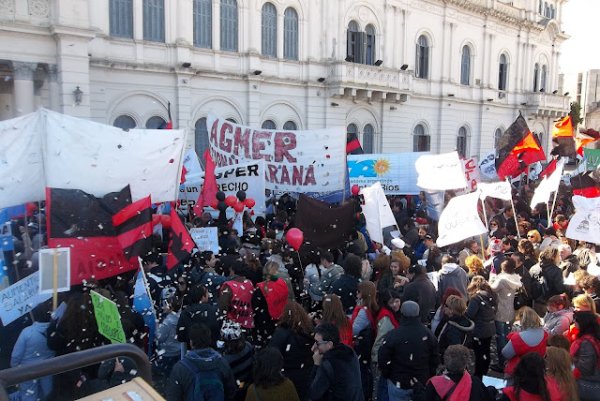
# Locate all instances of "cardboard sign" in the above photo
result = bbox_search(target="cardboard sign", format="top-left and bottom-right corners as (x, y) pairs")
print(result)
(207, 114), (346, 192)
(348, 153), (423, 195)
(462, 157), (480, 192)
(38, 248), (71, 295)
(90, 290), (126, 344)
(0, 272), (51, 325)
(189, 227), (220, 254)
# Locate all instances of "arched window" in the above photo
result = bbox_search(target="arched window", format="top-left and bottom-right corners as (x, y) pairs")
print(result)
(262, 120), (276, 130)
(550, 5), (555, 18)
(226, 117), (238, 124)
(457, 126), (468, 158)
(415, 35), (429, 79)
(363, 124), (374, 153)
(544, 2), (550, 17)
(460, 45), (471, 85)
(346, 21), (361, 63)
(195, 118), (209, 166)
(533, 63), (539, 92)
(261, 3), (277, 58)
(113, 115), (136, 130)
(109, 0), (133, 38)
(498, 53), (508, 91)
(494, 128), (503, 148)
(365, 25), (376, 66)
(193, 0), (212, 49)
(143, 0), (165, 42)
(413, 124), (430, 151)
(541, 65), (547, 91)
(283, 7), (298, 60)
(283, 120), (297, 130)
(347, 123), (358, 136)
(220, 0), (238, 52)
(146, 116), (166, 129)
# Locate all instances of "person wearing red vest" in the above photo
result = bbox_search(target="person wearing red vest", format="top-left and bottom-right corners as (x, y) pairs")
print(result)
(253, 261), (290, 346)
(502, 306), (548, 377)
(500, 353), (563, 401)
(219, 260), (255, 330)
(570, 311), (600, 400)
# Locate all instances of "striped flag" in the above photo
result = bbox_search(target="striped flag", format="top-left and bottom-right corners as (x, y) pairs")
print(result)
(112, 196), (153, 260)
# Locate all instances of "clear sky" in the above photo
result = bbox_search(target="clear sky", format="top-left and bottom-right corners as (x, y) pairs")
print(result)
(560, 0), (600, 74)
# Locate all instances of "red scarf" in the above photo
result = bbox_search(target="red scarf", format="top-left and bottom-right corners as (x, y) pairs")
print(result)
(571, 334), (600, 379)
(376, 307), (399, 329)
(258, 278), (289, 320)
(429, 371), (472, 401)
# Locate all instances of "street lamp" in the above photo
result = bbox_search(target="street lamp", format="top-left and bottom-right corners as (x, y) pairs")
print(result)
(73, 86), (83, 105)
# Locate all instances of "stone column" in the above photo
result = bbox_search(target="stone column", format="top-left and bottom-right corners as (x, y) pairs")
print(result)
(12, 61), (36, 116)
(277, 11), (284, 59)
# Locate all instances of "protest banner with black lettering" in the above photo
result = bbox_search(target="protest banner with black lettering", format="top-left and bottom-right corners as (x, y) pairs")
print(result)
(0, 272), (51, 325)
(91, 290), (126, 344)
(437, 191), (487, 248)
(189, 227), (220, 254)
(207, 114), (346, 193)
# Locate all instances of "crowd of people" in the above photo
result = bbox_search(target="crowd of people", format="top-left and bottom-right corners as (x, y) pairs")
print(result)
(3, 179), (600, 401)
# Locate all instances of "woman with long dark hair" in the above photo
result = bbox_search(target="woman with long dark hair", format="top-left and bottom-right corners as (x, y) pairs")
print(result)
(245, 348), (300, 401)
(321, 294), (352, 346)
(269, 300), (314, 401)
(500, 353), (563, 401)
(571, 311), (600, 400)
(465, 275), (497, 378)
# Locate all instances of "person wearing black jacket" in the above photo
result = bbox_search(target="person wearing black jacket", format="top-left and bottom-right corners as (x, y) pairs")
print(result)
(402, 264), (437, 324)
(330, 254), (362, 315)
(176, 285), (221, 346)
(308, 323), (364, 401)
(378, 301), (439, 401)
(435, 295), (474, 358)
(529, 247), (566, 317)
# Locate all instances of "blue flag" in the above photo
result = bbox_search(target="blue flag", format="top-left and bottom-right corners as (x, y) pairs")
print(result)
(133, 268), (156, 355)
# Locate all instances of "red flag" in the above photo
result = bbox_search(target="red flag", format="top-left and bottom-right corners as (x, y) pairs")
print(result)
(346, 132), (364, 154)
(159, 102), (173, 129)
(576, 128), (600, 156)
(112, 196), (153, 260)
(193, 150), (218, 216)
(571, 172), (600, 198)
(539, 159), (557, 180)
(550, 116), (576, 158)
(167, 208), (194, 269)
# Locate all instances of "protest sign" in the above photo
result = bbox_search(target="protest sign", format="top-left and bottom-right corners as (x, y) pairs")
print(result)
(584, 148), (600, 170)
(347, 153), (423, 195)
(189, 227), (220, 254)
(416, 152), (467, 191)
(207, 114), (346, 193)
(179, 161), (266, 215)
(437, 191), (487, 248)
(462, 157), (480, 192)
(90, 290), (126, 344)
(566, 196), (600, 244)
(478, 181), (512, 201)
(478, 151), (498, 180)
(38, 248), (71, 295)
(360, 182), (398, 244)
(0, 272), (51, 325)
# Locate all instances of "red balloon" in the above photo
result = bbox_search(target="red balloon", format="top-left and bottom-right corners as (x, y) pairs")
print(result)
(233, 202), (245, 213)
(244, 198), (256, 208)
(351, 184), (361, 196)
(225, 195), (237, 207)
(285, 228), (304, 251)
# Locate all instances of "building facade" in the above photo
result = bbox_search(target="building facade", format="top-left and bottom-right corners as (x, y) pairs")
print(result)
(572, 69), (600, 129)
(0, 0), (569, 161)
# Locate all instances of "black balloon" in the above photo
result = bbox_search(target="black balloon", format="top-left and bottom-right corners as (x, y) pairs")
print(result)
(217, 201), (228, 212)
(216, 191), (226, 201)
(236, 190), (246, 201)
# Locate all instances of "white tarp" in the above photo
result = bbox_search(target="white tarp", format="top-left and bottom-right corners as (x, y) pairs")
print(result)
(206, 114), (346, 193)
(0, 109), (186, 208)
(360, 182), (398, 244)
(437, 191), (487, 248)
(478, 181), (513, 201)
(416, 151), (468, 191)
(566, 196), (600, 244)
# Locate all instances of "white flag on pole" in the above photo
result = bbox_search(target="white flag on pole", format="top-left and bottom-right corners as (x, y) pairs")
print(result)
(478, 181), (513, 201)
(416, 151), (467, 191)
(530, 159), (565, 209)
(360, 182), (397, 244)
(437, 191), (487, 248)
(566, 195), (600, 244)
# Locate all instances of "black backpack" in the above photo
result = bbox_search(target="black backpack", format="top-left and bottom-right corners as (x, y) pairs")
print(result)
(181, 358), (225, 401)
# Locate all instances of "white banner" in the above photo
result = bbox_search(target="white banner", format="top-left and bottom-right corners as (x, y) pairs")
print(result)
(416, 152), (467, 191)
(478, 151), (499, 181)
(360, 182), (398, 244)
(437, 191), (487, 248)
(182, 149), (203, 183)
(189, 227), (220, 254)
(530, 159), (565, 208)
(347, 153), (424, 195)
(478, 181), (513, 201)
(179, 161), (266, 215)
(207, 114), (346, 192)
(0, 272), (51, 325)
(566, 196), (600, 244)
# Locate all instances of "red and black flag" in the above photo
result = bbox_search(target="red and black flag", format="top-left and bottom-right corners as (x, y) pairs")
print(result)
(112, 196), (153, 260)
(539, 158), (557, 180)
(158, 101), (173, 129)
(346, 132), (364, 155)
(577, 128), (600, 155)
(550, 115), (576, 158)
(496, 115), (546, 180)
(571, 171), (600, 198)
(46, 185), (137, 285)
(167, 208), (195, 269)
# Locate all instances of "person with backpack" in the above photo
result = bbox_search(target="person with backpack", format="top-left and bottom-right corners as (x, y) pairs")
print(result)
(167, 323), (237, 401)
(529, 247), (566, 317)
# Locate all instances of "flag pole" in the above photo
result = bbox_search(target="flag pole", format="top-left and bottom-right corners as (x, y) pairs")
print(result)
(506, 178), (521, 239)
(52, 249), (58, 311)
(481, 198), (489, 231)
(549, 190), (559, 226)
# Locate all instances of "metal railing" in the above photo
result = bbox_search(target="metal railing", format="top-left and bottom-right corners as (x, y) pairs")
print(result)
(0, 344), (152, 401)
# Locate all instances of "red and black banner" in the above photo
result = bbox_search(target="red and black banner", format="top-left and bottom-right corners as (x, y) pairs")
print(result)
(46, 186), (136, 285)
(571, 172), (600, 198)
(550, 116), (576, 158)
(167, 208), (195, 269)
(496, 115), (546, 180)
(112, 196), (153, 260)
(346, 132), (364, 155)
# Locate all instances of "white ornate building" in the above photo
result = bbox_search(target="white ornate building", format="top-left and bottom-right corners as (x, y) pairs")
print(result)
(0, 0), (569, 160)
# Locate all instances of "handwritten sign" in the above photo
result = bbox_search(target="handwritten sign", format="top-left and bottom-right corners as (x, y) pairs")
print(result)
(437, 191), (487, 248)
(90, 290), (126, 344)
(462, 157), (480, 192)
(0, 272), (51, 325)
(189, 227), (219, 254)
